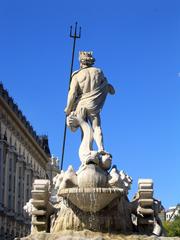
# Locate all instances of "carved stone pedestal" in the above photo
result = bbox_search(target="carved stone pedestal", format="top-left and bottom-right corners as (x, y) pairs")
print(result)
(51, 195), (133, 234)
(20, 231), (180, 240)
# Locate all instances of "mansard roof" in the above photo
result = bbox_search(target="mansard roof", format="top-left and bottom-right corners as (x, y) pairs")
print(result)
(0, 82), (51, 157)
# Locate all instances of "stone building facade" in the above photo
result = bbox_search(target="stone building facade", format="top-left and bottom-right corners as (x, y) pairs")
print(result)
(0, 83), (56, 239)
(166, 205), (180, 222)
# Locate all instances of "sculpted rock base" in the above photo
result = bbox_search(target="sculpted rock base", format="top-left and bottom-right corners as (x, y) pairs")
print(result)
(51, 196), (133, 233)
(20, 231), (180, 240)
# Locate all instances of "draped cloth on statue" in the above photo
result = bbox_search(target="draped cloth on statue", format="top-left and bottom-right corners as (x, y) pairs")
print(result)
(75, 80), (108, 119)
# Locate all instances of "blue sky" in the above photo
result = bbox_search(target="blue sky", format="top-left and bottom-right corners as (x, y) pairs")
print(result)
(0, 0), (180, 209)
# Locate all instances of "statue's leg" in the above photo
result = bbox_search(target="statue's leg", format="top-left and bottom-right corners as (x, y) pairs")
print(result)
(89, 114), (104, 152)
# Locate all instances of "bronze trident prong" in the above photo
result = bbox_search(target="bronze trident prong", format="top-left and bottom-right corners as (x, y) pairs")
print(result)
(60, 22), (81, 170)
(70, 22), (81, 39)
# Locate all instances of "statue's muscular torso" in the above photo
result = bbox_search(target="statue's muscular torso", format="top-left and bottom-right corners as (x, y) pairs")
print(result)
(74, 67), (106, 94)
(65, 66), (108, 116)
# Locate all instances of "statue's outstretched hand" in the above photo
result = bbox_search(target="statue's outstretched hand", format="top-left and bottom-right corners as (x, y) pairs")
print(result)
(107, 84), (115, 95)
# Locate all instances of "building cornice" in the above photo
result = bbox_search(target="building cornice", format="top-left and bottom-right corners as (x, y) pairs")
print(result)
(0, 83), (49, 166)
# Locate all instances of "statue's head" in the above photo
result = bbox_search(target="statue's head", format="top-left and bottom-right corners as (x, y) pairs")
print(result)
(79, 51), (95, 68)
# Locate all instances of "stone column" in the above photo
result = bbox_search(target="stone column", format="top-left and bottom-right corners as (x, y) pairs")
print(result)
(24, 167), (31, 216)
(3, 149), (9, 209)
(12, 151), (17, 215)
(0, 128), (8, 212)
(20, 158), (25, 217)
(14, 160), (20, 215)
(7, 149), (14, 213)
(0, 142), (4, 209)
(0, 216), (2, 238)
(24, 169), (28, 204)
(14, 155), (25, 218)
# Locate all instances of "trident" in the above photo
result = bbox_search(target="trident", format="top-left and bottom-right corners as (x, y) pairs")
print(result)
(60, 22), (81, 170)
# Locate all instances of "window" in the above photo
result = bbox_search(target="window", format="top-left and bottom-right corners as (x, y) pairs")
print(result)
(19, 167), (22, 179)
(26, 189), (29, 201)
(9, 158), (12, 172)
(8, 195), (11, 210)
(14, 155), (17, 172)
(0, 147), (2, 165)
(0, 148), (2, 185)
(9, 136), (12, 146)
(27, 175), (29, 186)
(18, 201), (21, 214)
(9, 174), (12, 191)
(13, 176), (16, 192)
(19, 145), (21, 155)
(18, 182), (21, 197)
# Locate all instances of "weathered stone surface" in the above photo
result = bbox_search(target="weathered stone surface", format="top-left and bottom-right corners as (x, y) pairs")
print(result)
(24, 180), (53, 233)
(65, 51), (115, 165)
(33, 179), (51, 191)
(22, 52), (166, 239)
(77, 164), (108, 188)
(59, 187), (124, 212)
(20, 230), (180, 240)
(108, 167), (132, 193)
(51, 197), (133, 233)
(58, 165), (78, 191)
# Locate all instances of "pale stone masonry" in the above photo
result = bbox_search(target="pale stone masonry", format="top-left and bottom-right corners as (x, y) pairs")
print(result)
(0, 83), (59, 239)
(166, 205), (180, 221)
(21, 52), (166, 240)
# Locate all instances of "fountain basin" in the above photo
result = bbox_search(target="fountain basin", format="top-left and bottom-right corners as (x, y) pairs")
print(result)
(59, 187), (124, 212)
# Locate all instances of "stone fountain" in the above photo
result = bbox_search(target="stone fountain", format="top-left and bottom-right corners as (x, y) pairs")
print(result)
(22, 52), (166, 240)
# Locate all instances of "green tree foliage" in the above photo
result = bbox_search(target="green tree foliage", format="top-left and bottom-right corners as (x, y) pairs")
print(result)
(163, 216), (180, 237)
